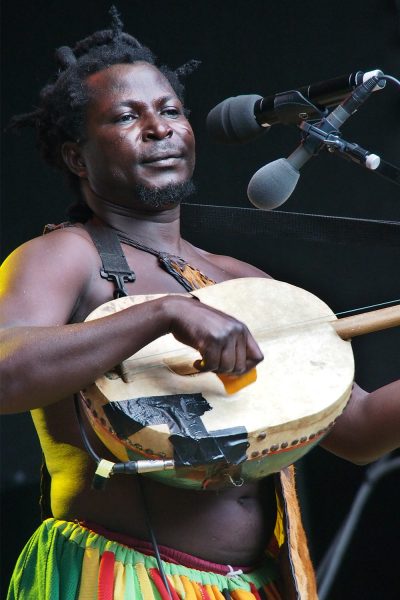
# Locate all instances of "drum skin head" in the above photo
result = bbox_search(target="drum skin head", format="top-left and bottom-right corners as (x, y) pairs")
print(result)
(82, 278), (354, 490)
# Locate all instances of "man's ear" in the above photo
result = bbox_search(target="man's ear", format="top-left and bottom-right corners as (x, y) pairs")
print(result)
(61, 142), (87, 178)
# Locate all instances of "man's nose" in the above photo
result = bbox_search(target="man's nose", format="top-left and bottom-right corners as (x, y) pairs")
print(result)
(142, 113), (173, 141)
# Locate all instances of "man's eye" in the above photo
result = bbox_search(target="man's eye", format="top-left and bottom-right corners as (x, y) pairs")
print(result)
(117, 113), (136, 123)
(162, 107), (181, 117)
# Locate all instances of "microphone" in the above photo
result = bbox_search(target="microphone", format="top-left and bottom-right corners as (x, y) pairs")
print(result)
(247, 76), (382, 210)
(207, 70), (385, 144)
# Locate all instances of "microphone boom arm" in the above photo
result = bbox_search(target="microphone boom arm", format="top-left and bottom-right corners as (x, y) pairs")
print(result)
(299, 121), (400, 187)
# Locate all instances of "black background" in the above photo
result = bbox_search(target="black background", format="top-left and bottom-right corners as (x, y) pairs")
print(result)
(1, 1), (400, 598)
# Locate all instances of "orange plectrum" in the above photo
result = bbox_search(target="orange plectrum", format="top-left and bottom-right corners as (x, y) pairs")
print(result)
(217, 368), (258, 394)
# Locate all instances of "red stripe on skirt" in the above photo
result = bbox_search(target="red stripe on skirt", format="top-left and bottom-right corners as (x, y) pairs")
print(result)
(98, 551), (115, 600)
(149, 567), (181, 600)
(249, 583), (262, 600)
(200, 583), (213, 600)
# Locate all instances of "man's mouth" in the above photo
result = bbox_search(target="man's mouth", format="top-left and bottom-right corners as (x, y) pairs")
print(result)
(142, 152), (183, 165)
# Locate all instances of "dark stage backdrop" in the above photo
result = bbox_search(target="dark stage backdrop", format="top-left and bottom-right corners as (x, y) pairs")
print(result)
(1, 1), (400, 598)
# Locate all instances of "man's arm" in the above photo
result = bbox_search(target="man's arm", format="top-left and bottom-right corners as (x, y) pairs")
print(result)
(320, 381), (400, 464)
(0, 232), (263, 414)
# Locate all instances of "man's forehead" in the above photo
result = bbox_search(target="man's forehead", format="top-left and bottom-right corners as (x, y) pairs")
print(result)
(86, 62), (175, 96)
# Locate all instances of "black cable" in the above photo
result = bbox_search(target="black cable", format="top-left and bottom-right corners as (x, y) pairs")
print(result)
(75, 392), (174, 597)
(74, 394), (113, 490)
(73, 393), (101, 464)
(383, 74), (400, 88)
(137, 476), (174, 600)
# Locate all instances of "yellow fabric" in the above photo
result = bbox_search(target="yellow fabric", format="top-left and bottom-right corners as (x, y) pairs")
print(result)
(180, 575), (198, 600)
(205, 584), (217, 600)
(230, 589), (256, 600)
(192, 580), (204, 600)
(135, 562), (156, 600)
(211, 585), (226, 600)
(113, 561), (126, 600)
(77, 546), (99, 600)
(171, 574), (186, 599)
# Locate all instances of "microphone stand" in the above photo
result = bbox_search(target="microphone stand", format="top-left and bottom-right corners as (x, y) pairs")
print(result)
(247, 74), (400, 208)
(316, 453), (400, 600)
(285, 74), (400, 188)
(299, 120), (400, 187)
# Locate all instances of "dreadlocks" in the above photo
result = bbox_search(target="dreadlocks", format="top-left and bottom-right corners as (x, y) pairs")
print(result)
(10, 6), (200, 222)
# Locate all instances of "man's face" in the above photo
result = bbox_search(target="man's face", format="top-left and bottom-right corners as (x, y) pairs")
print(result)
(79, 62), (196, 209)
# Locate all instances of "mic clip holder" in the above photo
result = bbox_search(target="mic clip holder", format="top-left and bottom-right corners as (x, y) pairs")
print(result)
(260, 90), (326, 125)
(299, 121), (381, 171)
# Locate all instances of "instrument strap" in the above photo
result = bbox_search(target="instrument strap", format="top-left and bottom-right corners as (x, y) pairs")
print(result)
(116, 232), (216, 291)
(85, 221), (136, 299)
(76, 221), (212, 597)
(43, 219), (211, 298)
(86, 220), (216, 294)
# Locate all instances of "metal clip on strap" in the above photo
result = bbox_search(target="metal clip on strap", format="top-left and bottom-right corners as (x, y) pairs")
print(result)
(100, 267), (135, 299)
(85, 222), (136, 298)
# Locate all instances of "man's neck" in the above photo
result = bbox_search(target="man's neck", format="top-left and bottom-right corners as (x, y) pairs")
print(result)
(90, 205), (184, 255)
(82, 182), (191, 254)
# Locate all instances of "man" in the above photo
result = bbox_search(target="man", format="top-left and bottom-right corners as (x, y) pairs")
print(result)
(1, 10), (399, 600)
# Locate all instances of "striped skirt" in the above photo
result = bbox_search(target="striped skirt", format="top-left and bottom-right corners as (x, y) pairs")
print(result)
(7, 519), (282, 600)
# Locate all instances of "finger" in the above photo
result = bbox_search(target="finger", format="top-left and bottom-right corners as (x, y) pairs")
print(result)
(217, 335), (238, 374)
(229, 325), (263, 373)
(245, 332), (264, 370)
(194, 343), (223, 373)
(233, 331), (248, 374)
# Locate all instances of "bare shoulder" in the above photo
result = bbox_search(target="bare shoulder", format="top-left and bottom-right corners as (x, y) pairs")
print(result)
(193, 245), (272, 279)
(1, 224), (97, 280)
(0, 224), (99, 326)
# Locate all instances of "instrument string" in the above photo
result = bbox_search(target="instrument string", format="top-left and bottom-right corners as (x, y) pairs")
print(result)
(334, 297), (400, 316)
(116, 298), (400, 376)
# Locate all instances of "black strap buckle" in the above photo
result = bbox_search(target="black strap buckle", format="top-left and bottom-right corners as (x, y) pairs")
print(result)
(100, 268), (136, 299)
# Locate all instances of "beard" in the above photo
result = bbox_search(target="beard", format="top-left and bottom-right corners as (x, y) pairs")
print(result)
(134, 179), (196, 210)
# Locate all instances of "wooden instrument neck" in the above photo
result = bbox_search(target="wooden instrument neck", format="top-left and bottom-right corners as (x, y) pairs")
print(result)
(333, 305), (400, 340)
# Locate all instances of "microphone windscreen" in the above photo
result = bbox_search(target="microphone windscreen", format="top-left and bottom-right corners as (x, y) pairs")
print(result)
(206, 95), (267, 143)
(247, 158), (300, 210)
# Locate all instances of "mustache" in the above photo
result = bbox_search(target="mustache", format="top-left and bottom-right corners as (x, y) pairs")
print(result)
(140, 143), (184, 163)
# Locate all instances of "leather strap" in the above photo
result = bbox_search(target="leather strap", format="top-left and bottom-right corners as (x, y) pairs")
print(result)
(85, 222), (136, 298)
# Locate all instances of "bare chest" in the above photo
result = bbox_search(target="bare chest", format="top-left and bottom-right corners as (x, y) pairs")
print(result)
(74, 244), (232, 322)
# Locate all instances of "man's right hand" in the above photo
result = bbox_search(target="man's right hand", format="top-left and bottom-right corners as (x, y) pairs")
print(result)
(163, 295), (264, 376)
